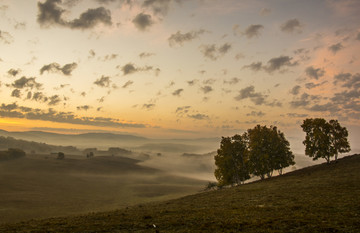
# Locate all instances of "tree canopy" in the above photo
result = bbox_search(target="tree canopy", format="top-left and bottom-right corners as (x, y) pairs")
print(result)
(214, 125), (295, 186)
(301, 118), (350, 163)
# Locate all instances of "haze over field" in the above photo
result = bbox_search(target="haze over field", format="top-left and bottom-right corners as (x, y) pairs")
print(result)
(0, 0), (358, 152)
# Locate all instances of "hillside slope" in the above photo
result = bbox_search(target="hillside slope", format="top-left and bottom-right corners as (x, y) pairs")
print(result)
(1, 154), (360, 232)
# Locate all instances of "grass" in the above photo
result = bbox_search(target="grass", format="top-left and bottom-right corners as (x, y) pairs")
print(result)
(1, 154), (359, 232)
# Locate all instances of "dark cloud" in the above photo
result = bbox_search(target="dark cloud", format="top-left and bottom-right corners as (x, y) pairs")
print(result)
(305, 82), (322, 89)
(328, 42), (344, 54)
(265, 56), (297, 73)
(246, 111), (265, 117)
(7, 68), (20, 77)
(289, 93), (321, 108)
(12, 76), (42, 89)
(175, 106), (191, 116)
(139, 52), (155, 59)
(40, 62), (77, 76)
(37, 0), (67, 27)
(290, 85), (301, 95)
(243, 24), (264, 38)
(286, 113), (308, 118)
(0, 30), (14, 44)
(242, 62), (262, 72)
(0, 103), (146, 128)
(120, 63), (160, 76)
(187, 113), (209, 120)
(357, 32), (360, 40)
(168, 29), (206, 47)
(122, 80), (133, 88)
(199, 43), (232, 61)
(142, 103), (155, 110)
(11, 89), (21, 98)
(243, 56), (297, 74)
(280, 19), (303, 33)
(333, 72), (360, 89)
(234, 85), (266, 105)
(132, 12), (153, 31)
(37, 0), (112, 29)
(102, 54), (118, 61)
(69, 7), (112, 29)
(94, 75), (111, 87)
(223, 77), (240, 85)
(308, 103), (340, 113)
(142, 0), (176, 16)
(48, 95), (61, 105)
(187, 80), (198, 86)
(172, 88), (184, 96)
(32, 92), (48, 102)
(200, 85), (213, 94)
(305, 66), (325, 79)
(77, 105), (91, 111)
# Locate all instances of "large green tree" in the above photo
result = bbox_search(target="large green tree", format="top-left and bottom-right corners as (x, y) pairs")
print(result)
(301, 118), (350, 163)
(214, 134), (250, 186)
(214, 125), (295, 185)
(247, 125), (294, 179)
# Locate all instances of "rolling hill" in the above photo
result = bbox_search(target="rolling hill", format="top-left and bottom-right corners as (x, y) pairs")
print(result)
(1, 154), (359, 232)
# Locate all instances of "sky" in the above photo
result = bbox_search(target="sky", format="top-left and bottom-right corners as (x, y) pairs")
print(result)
(0, 0), (360, 149)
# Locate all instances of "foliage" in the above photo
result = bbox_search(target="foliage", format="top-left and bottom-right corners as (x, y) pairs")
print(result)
(214, 125), (294, 185)
(204, 181), (219, 191)
(301, 118), (350, 163)
(0, 148), (26, 161)
(248, 125), (294, 179)
(214, 134), (250, 186)
(57, 152), (65, 160)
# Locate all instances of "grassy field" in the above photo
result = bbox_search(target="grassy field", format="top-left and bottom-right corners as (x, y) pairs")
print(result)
(0, 154), (205, 223)
(1, 154), (359, 232)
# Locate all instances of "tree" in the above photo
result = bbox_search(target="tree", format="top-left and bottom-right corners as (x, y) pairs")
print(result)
(247, 125), (294, 179)
(214, 134), (250, 186)
(57, 152), (65, 160)
(301, 118), (350, 163)
(214, 125), (295, 185)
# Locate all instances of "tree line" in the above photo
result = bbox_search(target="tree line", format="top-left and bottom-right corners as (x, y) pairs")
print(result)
(214, 118), (351, 187)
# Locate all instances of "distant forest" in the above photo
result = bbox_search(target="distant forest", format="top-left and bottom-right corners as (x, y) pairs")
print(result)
(0, 136), (79, 154)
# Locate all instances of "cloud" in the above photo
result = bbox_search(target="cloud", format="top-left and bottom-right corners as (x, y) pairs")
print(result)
(286, 113), (309, 118)
(290, 85), (301, 95)
(357, 32), (360, 40)
(199, 43), (232, 61)
(246, 111), (265, 117)
(7, 68), (21, 77)
(223, 77), (241, 85)
(260, 8), (271, 16)
(243, 24), (264, 38)
(280, 19), (303, 33)
(242, 62), (262, 72)
(11, 76), (42, 89)
(68, 7), (112, 29)
(132, 12), (153, 31)
(11, 89), (21, 98)
(305, 82), (322, 89)
(333, 72), (360, 89)
(234, 85), (267, 105)
(168, 29), (206, 47)
(94, 75), (111, 87)
(0, 30), (14, 44)
(172, 88), (184, 96)
(142, 103), (155, 110)
(175, 106), (191, 116)
(289, 93), (321, 108)
(37, 0), (112, 29)
(122, 80), (134, 88)
(139, 52), (155, 59)
(265, 56), (298, 73)
(120, 63), (160, 76)
(200, 86), (213, 94)
(48, 95), (61, 105)
(305, 66), (325, 79)
(187, 80), (198, 86)
(0, 103), (146, 128)
(187, 113), (209, 120)
(40, 62), (78, 76)
(328, 42), (344, 54)
(243, 56), (297, 73)
(77, 105), (91, 111)
(142, 0), (175, 16)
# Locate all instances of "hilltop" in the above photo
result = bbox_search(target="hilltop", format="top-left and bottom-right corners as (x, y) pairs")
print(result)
(1, 154), (359, 232)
